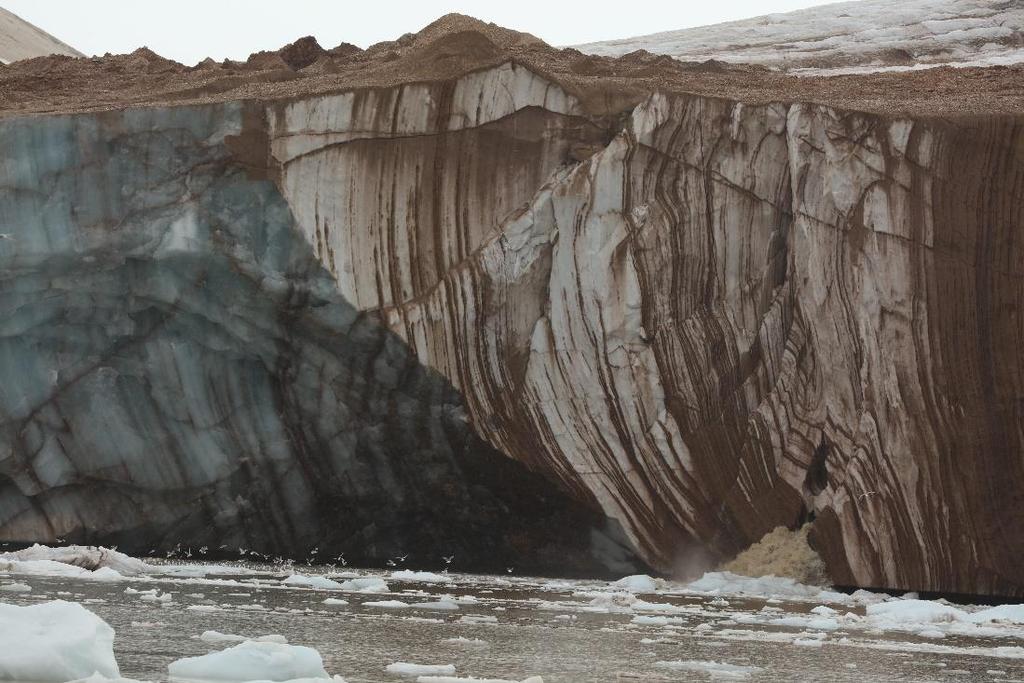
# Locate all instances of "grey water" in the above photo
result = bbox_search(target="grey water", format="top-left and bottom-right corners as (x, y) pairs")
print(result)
(3, 566), (1023, 682)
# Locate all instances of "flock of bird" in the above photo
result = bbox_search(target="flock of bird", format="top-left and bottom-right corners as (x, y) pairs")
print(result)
(120, 542), (516, 574)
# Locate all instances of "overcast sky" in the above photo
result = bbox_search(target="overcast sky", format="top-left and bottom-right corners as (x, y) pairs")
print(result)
(3, 0), (845, 65)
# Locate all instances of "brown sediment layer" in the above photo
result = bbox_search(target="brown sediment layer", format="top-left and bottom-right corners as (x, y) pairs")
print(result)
(1, 14), (1023, 118)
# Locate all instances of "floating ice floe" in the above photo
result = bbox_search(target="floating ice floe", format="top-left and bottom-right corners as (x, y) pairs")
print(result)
(415, 677), (542, 683)
(702, 591), (1024, 642)
(681, 571), (852, 603)
(0, 583), (31, 593)
(322, 598), (348, 606)
(655, 660), (761, 680)
(458, 615), (498, 624)
(857, 598), (1024, 636)
(409, 599), (459, 611)
(199, 630), (287, 644)
(0, 600), (120, 681)
(0, 557), (126, 582)
(631, 615), (685, 626)
(167, 640), (335, 682)
(337, 577), (389, 593)
(611, 574), (660, 592)
(282, 575), (345, 591)
(866, 599), (966, 624)
(967, 604), (1024, 624)
(390, 571), (452, 584)
(364, 600), (410, 609)
(441, 637), (488, 648)
(385, 662), (457, 677)
(0, 544), (152, 576)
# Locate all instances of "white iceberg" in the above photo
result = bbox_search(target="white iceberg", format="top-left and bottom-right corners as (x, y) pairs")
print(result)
(0, 544), (152, 575)
(364, 600), (410, 609)
(409, 599), (459, 611)
(415, 677), (542, 683)
(655, 660), (761, 680)
(611, 574), (659, 592)
(0, 583), (31, 593)
(385, 662), (456, 677)
(866, 599), (967, 624)
(965, 604), (1024, 624)
(89, 568), (125, 582)
(282, 575), (345, 591)
(390, 571), (452, 584)
(0, 600), (120, 681)
(337, 577), (389, 593)
(168, 640), (331, 682)
(440, 637), (488, 648)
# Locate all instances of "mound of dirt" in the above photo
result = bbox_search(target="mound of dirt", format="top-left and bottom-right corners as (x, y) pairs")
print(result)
(0, 12), (1022, 119)
(278, 36), (325, 70)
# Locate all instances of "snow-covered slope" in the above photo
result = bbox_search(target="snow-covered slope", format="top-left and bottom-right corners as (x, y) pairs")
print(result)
(0, 6), (80, 64)
(576, 0), (1024, 73)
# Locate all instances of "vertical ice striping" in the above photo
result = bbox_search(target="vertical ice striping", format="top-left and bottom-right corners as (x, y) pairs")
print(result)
(268, 62), (599, 311)
(272, 63), (1024, 595)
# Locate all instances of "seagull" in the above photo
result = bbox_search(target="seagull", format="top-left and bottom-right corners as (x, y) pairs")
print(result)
(310, 547), (319, 556)
(199, 546), (208, 555)
(386, 558), (397, 567)
(856, 491), (878, 501)
(338, 557), (348, 567)
(396, 554), (408, 563)
(442, 555), (455, 565)
(0, 234), (12, 240)
(506, 567), (514, 574)
(238, 547), (247, 556)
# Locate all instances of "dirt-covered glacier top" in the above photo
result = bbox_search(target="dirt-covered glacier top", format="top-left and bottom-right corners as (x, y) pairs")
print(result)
(0, 13), (1022, 119)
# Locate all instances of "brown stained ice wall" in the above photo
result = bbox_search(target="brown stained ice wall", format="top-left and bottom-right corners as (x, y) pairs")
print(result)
(3, 13), (1024, 594)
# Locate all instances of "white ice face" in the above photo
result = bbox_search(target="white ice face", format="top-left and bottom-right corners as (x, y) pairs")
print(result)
(574, 0), (1024, 74)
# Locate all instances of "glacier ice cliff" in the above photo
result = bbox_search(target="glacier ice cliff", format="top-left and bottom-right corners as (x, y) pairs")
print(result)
(1, 20), (1024, 593)
(0, 101), (639, 575)
(264, 65), (1024, 595)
